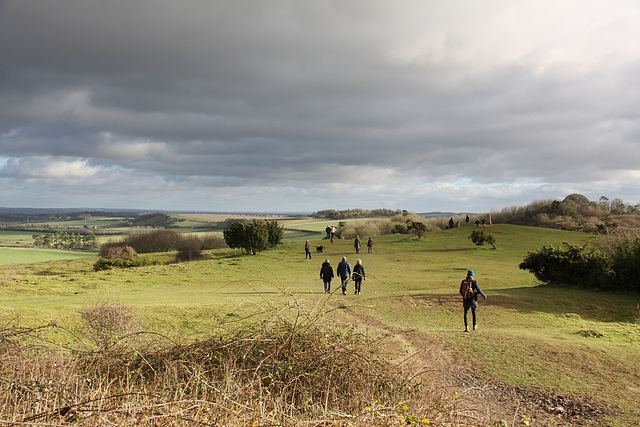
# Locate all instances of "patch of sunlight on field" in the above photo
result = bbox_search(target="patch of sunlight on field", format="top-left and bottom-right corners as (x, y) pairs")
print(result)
(0, 247), (97, 265)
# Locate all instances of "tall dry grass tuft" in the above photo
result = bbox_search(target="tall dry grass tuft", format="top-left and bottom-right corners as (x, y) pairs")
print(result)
(0, 300), (463, 426)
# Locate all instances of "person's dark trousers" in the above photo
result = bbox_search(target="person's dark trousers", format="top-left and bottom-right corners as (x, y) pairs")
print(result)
(464, 306), (477, 327)
(354, 279), (362, 294)
(341, 278), (348, 294)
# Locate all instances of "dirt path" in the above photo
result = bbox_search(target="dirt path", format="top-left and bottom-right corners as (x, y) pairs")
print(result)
(341, 307), (610, 426)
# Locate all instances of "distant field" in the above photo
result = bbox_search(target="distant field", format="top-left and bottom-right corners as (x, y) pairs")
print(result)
(175, 213), (301, 222)
(0, 247), (97, 265)
(0, 230), (37, 246)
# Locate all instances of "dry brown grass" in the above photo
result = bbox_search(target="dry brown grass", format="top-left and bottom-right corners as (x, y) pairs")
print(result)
(0, 301), (466, 426)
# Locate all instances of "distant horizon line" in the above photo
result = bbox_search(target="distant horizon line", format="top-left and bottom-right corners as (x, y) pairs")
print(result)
(0, 206), (479, 217)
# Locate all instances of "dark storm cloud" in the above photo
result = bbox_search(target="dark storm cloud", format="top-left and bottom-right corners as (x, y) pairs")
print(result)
(1, 0), (639, 211)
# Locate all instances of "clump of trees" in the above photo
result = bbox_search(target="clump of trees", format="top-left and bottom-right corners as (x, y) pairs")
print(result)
(33, 231), (98, 250)
(519, 233), (640, 292)
(490, 194), (640, 233)
(223, 220), (284, 254)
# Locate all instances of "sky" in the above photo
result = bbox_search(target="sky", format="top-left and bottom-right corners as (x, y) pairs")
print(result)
(1, 0), (639, 214)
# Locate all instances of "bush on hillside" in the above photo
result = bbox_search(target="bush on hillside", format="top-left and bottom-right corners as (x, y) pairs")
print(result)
(223, 219), (282, 254)
(123, 230), (184, 253)
(99, 244), (137, 259)
(93, 254), (160, 271)
(469, 229), (497, 249)
(608, 236), (640, 292)
(176, 235), (204, 262)
(519, 243), (612, 290)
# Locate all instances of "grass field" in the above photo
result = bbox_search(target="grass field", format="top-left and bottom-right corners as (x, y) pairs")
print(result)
(1, 224), (639, 425)
(0, 247), (97, 265)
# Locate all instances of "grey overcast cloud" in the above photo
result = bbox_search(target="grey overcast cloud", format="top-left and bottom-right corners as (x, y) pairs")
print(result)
(1, 0), (639, 213)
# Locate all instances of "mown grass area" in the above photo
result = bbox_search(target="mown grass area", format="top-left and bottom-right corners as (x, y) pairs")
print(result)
(0, 247), (97, 266)
(0, 230), (38, 246)
(1, 224), (639, 424)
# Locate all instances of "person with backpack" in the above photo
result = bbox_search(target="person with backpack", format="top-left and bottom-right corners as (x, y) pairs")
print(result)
(459, 269), (487, 332)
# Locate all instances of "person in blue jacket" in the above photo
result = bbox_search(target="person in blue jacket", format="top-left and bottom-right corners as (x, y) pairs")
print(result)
(459, 269), (487, 332)
(336, 256), (352, 295)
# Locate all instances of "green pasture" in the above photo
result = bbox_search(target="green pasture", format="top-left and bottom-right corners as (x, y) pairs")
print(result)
(0, 247), (97, 266)
(0, 230), (37, 247)
(1, 224), (639, 424)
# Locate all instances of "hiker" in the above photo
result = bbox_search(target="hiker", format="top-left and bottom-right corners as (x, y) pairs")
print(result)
(449, 217), (454, 229)
(459, 270), (487, 332)
(305, 240), (312, 259)
(336, 256), (352, 295)
(367, 237), (373, 254)
(325, 225), (331, 239)
(352, 259), (365, 295)
(319, 259), (334, 293)
(330, 226), (336, 243)
(465, 214), (470, 225)
(475, 219), (480, 228)
(354, 235), (361, 254)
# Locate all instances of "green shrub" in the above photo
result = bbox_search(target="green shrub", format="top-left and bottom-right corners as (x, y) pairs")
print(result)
(223, 219), (278, 254)
(609, 236), (640, 292)
(469, 229), (497, 249)
(519, 243), (610, 289)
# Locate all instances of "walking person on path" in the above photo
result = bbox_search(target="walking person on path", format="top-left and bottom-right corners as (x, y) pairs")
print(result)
(336, 256), (352, 295)
(459, 270), (487, 332)
(319, 259), (334, 293)
(305, 240), (312, 259)
(352, 259), (365, 295)
(367, 237), (373, 254)
(354, 235), (361, 254)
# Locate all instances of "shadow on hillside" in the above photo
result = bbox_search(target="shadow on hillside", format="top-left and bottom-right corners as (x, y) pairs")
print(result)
(487, 285), (640, 324)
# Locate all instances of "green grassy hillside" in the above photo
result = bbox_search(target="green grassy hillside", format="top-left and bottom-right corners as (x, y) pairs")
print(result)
(1, 224), (638, 424)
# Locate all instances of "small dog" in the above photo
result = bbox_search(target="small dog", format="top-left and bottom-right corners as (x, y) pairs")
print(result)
(316, 245), (324, 253)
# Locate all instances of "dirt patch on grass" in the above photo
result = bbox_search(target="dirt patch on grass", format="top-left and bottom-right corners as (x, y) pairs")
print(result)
(341, 307), (613, 426)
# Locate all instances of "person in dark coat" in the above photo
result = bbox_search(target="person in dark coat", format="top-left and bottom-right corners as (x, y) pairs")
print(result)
(352, 259), (365, 295)
(319, 259), (334, 293)
(459, 269), (487, 332)
(367, 237), (373, 254)
(336, 256), (352, 295)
